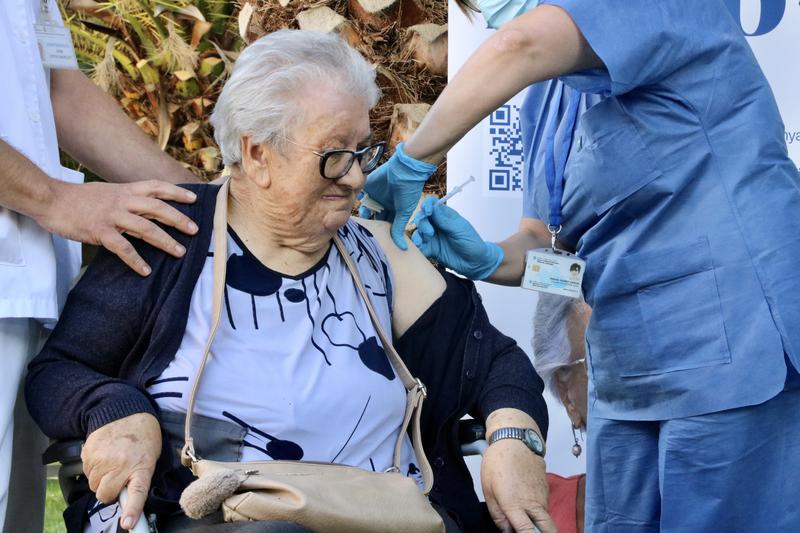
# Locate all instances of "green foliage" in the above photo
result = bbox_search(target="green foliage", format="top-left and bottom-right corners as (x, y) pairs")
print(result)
(44, 479), (67, 533)
(61, 0), (243, 179)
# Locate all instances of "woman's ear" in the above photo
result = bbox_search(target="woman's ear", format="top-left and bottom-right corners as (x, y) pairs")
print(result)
(240, 136), (271, 188)
(556, 371), (583, 428)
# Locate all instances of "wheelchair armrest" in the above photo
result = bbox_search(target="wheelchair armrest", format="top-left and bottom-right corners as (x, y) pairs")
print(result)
(459, 420), (488, 457)
(458, 419), (486, 444)
(42, 439), (83, 465)
(42, 439), (87, 505)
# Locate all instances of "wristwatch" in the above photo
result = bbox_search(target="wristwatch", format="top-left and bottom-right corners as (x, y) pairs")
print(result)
(488, 427), (545, 457)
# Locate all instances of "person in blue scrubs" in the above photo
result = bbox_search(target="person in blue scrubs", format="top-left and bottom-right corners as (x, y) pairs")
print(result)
(362, 1), (800, 531)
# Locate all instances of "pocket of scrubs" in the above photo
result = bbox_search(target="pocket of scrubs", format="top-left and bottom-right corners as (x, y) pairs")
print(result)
(615, 237), (732, 378)
(569, 98), (662, 216)
(0, 209), (26, 266)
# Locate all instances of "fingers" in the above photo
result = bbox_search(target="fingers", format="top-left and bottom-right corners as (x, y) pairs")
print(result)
(414, 212), (436, 241)
(127, 180), (197, 204)
(528, 508), (557, 533)
(412, 197), (437, 224)
(505, 508), (539, 533)
(411, 230), (424, 249)
(100, 231), (151, 276)
(126, 195), (198, 237)
(93, 468), (126, 504)
(485, 494), (512, 532)
(116, 213), (185, 259)
(390, 217), (409, 250)
(428, 201), (462, 226)
(410, 230), (433, 258)
(419, 195), (438, 215)
(357, 192), (372, 220)
(491, 505), (556, 533)
(357, 205), (373, 219)
(120, 472), (151, 530)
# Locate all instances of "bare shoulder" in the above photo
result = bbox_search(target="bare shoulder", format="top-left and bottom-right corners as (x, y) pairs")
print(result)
(352, 218), (441, 281)
(353, 218), (446, 337)
(353, 218), (395, 253)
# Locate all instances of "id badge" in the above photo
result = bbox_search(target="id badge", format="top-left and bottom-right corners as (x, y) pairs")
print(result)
(34, 23), (79, 69)
(521, 248), (585, 299)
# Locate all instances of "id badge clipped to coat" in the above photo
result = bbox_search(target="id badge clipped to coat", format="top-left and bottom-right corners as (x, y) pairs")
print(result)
(522, 247), (585, 298)
(522, 84), (585, 299)
(34, 0), (79, 70)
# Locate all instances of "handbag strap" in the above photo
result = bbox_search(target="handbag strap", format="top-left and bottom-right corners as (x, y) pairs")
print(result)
(181, 180), (434, 494)
(333, 231), (434, 494)
(182, 179), (230, 466)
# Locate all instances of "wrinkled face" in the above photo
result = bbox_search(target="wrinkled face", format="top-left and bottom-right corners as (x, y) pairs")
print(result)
(248, 88), (372, 238)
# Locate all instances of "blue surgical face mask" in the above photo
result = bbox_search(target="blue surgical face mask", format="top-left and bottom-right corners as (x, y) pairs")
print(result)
(478, 0), (542, 29)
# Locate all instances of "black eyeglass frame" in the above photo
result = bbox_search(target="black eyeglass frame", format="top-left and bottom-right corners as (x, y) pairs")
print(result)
(282, 136), (387, 180)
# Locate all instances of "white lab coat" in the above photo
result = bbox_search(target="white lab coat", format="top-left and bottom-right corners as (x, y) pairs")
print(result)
(0, 0), (83, 324)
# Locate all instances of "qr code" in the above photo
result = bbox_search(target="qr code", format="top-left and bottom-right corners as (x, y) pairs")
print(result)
(487, 104), (524, 193)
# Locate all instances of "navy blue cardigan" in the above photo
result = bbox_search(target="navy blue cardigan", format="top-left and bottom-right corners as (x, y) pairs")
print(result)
(26, 184), (548, 532)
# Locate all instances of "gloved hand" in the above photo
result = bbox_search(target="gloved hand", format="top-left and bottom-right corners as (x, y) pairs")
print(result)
(358, 143), (436, 250)
(411, 196), (504, 280)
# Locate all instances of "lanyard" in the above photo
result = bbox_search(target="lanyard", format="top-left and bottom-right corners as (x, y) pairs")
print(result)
(544, 83), (581, 248)
(38, 0), (54, 23)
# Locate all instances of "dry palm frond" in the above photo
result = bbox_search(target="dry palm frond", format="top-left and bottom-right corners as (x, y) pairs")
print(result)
(62, 0), (240, 180)
(61, 0), (446, 190)
(152, 18), (199, 72)
(91, 37), (122, 93)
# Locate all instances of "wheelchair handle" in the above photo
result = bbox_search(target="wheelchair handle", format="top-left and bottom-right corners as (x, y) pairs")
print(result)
(119, 487), (151, 533)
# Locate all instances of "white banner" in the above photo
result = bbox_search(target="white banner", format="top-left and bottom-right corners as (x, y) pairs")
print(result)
(449, 0), (800, 481)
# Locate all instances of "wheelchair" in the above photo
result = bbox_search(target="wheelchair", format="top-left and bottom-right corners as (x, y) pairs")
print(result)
(44, 420), (488, 532)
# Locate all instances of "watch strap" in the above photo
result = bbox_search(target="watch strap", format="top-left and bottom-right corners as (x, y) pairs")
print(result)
(488, 427), (545, 457)
(489, 427), (527, 444)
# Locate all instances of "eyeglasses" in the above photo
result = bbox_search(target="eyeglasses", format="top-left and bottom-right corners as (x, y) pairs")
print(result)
(460, 0), (481, 13)
(536, 357), (587, 374)
(565, 357), (586, 368)
(281, 136), (387, 180)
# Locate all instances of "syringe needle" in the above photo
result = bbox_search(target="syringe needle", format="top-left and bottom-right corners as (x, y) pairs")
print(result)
(438, 175), (476, 205)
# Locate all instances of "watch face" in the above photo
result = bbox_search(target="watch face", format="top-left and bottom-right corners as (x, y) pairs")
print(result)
(523, 429), (544, 454)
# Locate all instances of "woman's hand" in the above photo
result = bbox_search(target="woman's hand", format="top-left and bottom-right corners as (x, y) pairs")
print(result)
(411, 196), (504, 280)
(81, 413), (162, 530)
(482, 409), (556, 533)
(482, 440), (556, 533)
(359, 143), (437, 250)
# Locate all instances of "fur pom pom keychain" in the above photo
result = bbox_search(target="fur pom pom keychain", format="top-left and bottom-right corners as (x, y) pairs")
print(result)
(180, 468), (243, 519)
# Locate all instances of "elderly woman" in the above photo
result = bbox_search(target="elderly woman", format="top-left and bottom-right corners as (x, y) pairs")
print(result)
(531, 293), (590, 533)
(25, 31), (551, 533)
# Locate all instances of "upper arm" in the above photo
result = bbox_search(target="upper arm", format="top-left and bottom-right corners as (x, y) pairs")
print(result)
(541, 0), (708, 95)
(495, 5), (604, 83)
(354, 219), (446, 338)
(25, 242), (164, 437)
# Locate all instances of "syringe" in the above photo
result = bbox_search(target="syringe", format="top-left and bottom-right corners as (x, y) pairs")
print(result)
(437, 175), (476, 205)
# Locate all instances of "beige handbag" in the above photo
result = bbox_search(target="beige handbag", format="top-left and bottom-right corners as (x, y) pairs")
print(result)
(178, 180), (445, 532)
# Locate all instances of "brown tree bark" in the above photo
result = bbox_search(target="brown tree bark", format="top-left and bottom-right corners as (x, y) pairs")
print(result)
(388, 103), (431, 150)
(404, 23), (448, 76)
(348, 0), (428, 30)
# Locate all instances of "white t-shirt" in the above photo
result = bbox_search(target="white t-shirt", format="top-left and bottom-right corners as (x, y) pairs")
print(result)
(0, 0), (83, 323)
(149, 219), (421, 475)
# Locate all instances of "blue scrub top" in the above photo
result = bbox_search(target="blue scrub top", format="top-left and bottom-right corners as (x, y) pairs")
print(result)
(523, 0), (800, 420)
(521, 80), (602, 221)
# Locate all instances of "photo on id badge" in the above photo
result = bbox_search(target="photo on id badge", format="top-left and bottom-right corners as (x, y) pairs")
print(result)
(521, 249), (585, 299)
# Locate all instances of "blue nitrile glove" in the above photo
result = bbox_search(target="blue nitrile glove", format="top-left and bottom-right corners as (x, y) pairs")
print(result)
(411, 196), (504, 280)
(359, 143), (436, 250)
